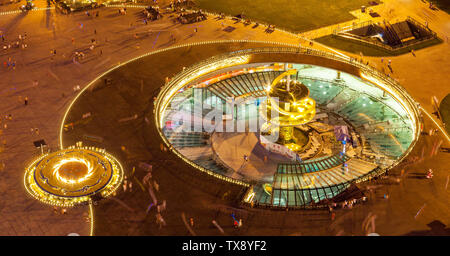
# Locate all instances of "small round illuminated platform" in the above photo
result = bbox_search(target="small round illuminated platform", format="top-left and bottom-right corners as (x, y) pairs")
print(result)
(24, 144), (124, 207)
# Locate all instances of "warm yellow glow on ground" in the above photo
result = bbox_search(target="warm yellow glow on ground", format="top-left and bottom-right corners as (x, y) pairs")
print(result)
(52, 157), (94, 184)
(24, 145), (124, 207)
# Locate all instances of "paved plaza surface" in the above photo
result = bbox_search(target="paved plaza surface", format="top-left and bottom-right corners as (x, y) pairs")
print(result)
(60, 42), (450, 236)
(0, 0), (449, 235)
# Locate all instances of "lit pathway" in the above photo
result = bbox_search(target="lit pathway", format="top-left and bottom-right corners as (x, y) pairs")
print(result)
(0, 3), (312, 236)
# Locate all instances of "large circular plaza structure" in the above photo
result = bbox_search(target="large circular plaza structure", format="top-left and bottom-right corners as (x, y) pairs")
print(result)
(154, 46), (421, 209)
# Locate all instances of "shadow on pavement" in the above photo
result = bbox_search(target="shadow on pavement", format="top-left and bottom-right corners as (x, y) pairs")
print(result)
(403, 220), (450, 236)
(2, 12), (27, 34)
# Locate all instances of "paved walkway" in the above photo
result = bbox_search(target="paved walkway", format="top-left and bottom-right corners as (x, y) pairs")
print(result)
(59, 42), (450, 236)
(0, 3), (311, 236)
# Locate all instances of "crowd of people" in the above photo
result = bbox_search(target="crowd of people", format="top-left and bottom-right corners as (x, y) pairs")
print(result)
(143, 5), (162, 21)
(1, 31), (28, 55)
(169, 0), (190, 12)
(176, 10), (206, 24)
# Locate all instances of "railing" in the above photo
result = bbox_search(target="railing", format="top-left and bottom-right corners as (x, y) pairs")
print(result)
(333, 20), (374, 35)
(338, 32), (393, 51)
(406, 16), (437, 38)
(332, 16), (438, 52)
(297, 75), (346, 88)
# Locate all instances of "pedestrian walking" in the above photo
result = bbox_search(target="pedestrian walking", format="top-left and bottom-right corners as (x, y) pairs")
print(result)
(143, 172), (152, 185)
(156, 213), (166, 229)
(161, 200), (166, 211)
(24, 96), (28, 105)
(426, 169), (433, 179)
(123, 178), (128, 192)
(233, 219), (239, 228)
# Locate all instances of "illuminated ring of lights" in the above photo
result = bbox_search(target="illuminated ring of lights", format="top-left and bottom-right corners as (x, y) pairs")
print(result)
(24, 145), (124, 207)
(153, 45), (422, 186)
(52, 157), (94, 184)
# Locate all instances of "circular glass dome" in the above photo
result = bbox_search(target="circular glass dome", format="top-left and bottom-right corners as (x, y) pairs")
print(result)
(154, 47), (421, 208)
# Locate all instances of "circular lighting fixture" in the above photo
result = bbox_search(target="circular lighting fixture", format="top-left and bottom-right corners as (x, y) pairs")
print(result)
(24, 144), (124, 207)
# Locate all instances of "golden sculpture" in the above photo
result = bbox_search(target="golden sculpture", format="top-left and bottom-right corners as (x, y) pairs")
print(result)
(264, 69), (316, 152)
